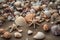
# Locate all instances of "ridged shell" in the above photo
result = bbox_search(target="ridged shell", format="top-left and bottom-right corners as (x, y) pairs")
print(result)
(15, 16), (27, 27)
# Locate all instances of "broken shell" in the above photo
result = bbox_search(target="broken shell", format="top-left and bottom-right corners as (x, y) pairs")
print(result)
(28, 30), (33, 35)
(51, 25), (60, 36)
(14, 32), (22, 38)
(43, 24), (50, 31)
(15, 16), (27, 27)
(33, 32), (45, 39)
(25, 13), (35, 23)
(0, 28), (6, 34)
(1, 32), (12, 39)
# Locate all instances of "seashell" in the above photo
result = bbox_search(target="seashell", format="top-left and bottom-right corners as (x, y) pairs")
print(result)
(0, 28), (6, 34)
(18, 30), (23, 33)
(15, 16), (27, 27)
(7, 16), (13, 21)
(32, 6), (40, 11)
(27, 30), (33, 35)
(14, 32), (22, 38)
(33, 32), (45, 39)
(14, 1), (21, 7)
(25, 13), (35, 23)
(14, 11), (20, 16)
(2, 4), (9, 8)
(43, 10), (51, 18)
(43, 24), (50, 31)
(51, 24), (60, 36)
(1, 32), (12, 39)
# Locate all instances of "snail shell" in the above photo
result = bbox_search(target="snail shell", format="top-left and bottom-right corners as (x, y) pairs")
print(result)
(14, 32), (22, 38)
(0, 28), (6, 34)
(43, 24), (50, 31)
(33, 32), (45, 39)
(1, 32), (12, 39)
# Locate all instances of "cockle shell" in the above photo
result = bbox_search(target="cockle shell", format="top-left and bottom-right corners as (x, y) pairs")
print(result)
(43, 24), (50, 31)
(15, 16), (27, 27)
(14, 32), (22, 38)
(0, 28), (6, 34)
(1, 32), (12, 39)
(51, 25), (60, 36)
(25, 13), (35, 23)
(33, 32), (45, 39)
(28, 30), (33, 35)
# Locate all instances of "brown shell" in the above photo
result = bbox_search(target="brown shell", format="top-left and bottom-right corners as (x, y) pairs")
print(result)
(32, 6), (40, 11)
(2, 32), (12, 38)
(0, 29), (6, 34)
(43, 24), (49, 31)
(25, 13), (35, 23)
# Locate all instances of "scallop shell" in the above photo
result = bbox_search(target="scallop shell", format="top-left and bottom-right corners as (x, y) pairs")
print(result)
(14, 32), (22, 38)
(1, 32), (12, 39)
(33, 32), (45, 39)
(15, 16), (27, 27)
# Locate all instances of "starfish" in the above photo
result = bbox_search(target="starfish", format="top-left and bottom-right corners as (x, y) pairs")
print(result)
(29, 18), (40, 29)
(7, 23), (20, 32)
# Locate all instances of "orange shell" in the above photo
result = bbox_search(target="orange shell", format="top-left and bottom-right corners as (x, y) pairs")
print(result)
(43, 24), (49, 31)
(25, 13), (35, 23)
(0, 29), (6, 34)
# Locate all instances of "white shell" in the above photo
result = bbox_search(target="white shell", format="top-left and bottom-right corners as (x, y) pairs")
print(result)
(14, 1), (21, 7)
(33, 32), (45, 39)
(28, 30), (33, 35)
(44, 10), (51, 17)
(15, 16), (27, 27)
(14, 11), (20, 15)
(14, 32), (22, 38)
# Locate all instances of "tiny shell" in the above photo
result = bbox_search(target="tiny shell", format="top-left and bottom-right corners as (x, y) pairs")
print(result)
(28, 30), (33, 35)
(33, 32), (45, 39)
(43, 24), (49, 31)
(1, 32), (12, 39)
(14, 32), (22, 38)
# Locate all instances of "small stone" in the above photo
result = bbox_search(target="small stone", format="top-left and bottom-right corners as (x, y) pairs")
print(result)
(28, 30), (33, 35)
(14, 32), (22, 38)
(33, 32), (45, 39)
(18, 30), (23, 33)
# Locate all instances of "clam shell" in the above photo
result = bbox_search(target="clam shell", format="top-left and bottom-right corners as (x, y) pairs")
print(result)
(33, 32), (45, 39)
